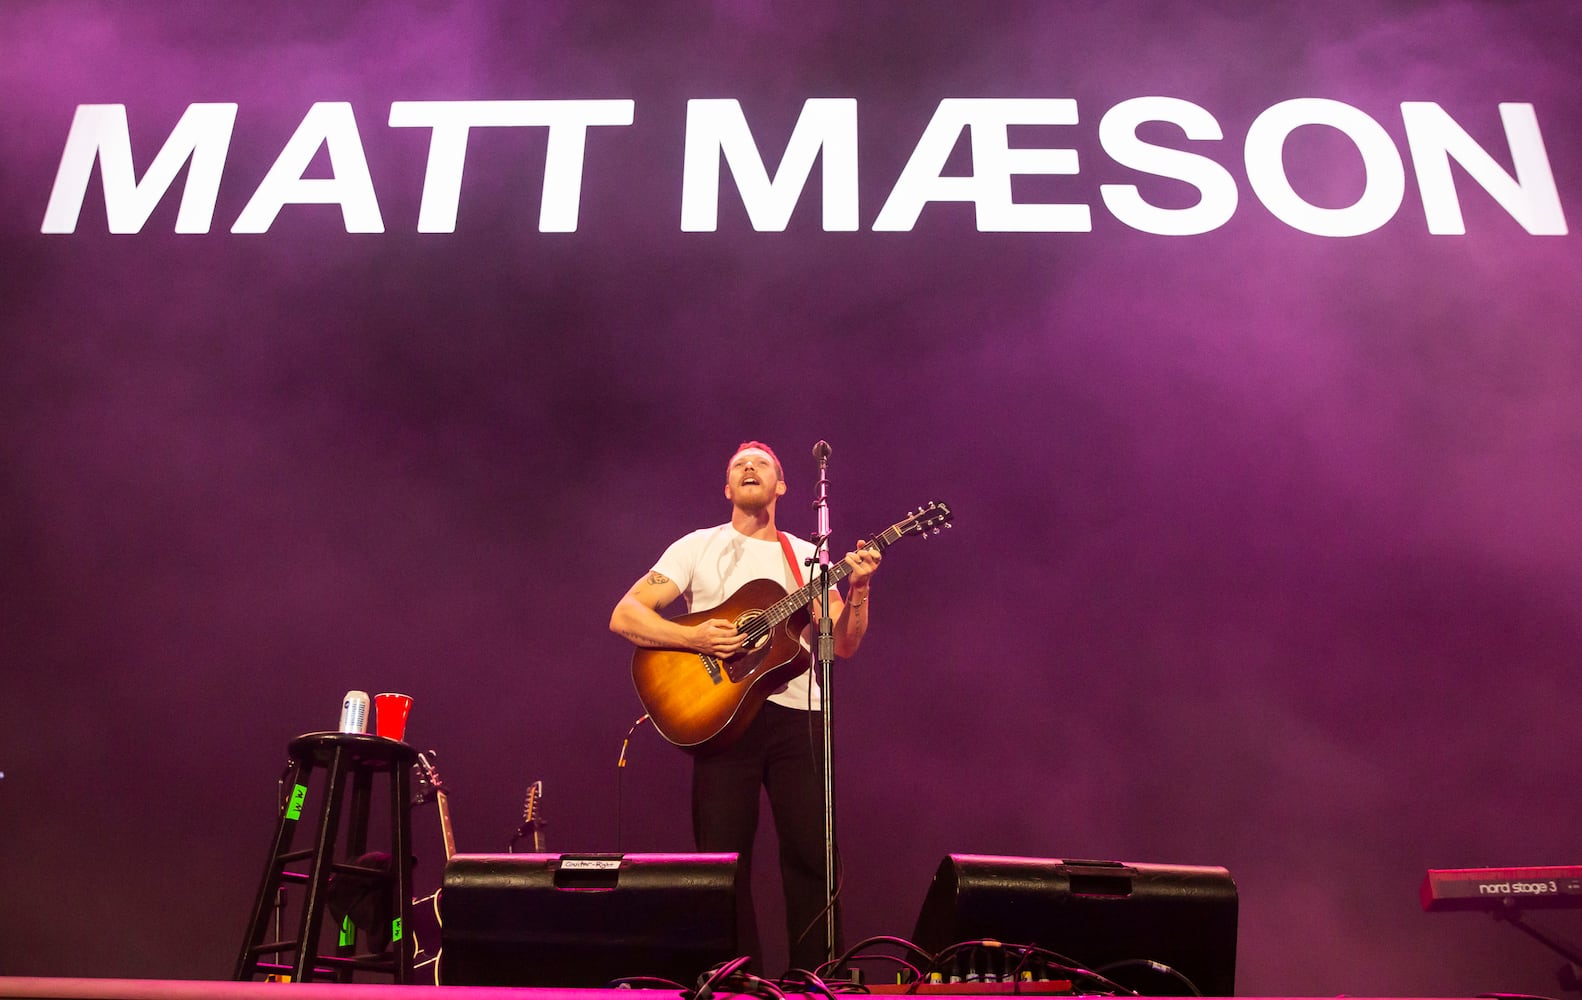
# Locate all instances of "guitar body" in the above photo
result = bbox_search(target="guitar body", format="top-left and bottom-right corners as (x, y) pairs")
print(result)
(629, 501), (953, 756)
(631, 577), (812, 754)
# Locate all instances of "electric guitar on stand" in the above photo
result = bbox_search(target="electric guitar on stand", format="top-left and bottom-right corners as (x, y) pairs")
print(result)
(630, 501), (953, 755)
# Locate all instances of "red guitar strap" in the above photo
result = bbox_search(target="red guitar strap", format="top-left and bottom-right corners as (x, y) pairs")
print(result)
(776, 531), (805, 588)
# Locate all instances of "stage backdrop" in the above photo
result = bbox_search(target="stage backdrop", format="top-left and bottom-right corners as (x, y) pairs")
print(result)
(3, 1), (1580, 993)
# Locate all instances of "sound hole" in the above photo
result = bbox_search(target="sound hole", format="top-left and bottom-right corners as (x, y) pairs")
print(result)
(735, 610), (767, 651)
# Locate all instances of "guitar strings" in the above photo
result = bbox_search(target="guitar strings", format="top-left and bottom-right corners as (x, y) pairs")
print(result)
(735, 516), (934, 644)
(737, 561), (854, 644)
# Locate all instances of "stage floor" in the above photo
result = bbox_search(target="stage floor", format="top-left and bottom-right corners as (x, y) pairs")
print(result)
(0, 980), (1471, 1000)
(1, 980), (637, 1000)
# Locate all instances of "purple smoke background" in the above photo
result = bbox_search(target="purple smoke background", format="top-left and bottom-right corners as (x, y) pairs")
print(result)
(2, 0), (1581, 993)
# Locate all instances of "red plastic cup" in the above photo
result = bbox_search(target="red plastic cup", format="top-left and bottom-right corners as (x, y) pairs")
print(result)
(374, 692), (413, 741)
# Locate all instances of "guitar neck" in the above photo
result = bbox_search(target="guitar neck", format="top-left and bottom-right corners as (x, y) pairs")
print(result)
(435, 788), (457, 861)
(760, 528), (896, 630)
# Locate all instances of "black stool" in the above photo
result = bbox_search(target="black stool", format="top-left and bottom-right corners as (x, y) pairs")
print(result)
(234, 732), (417, 983)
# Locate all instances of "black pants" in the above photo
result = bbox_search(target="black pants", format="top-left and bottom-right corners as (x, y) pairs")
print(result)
(692, 701), (839, 973)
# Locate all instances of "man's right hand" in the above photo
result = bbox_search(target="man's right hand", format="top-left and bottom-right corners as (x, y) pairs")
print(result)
(690, 618), (744, 658)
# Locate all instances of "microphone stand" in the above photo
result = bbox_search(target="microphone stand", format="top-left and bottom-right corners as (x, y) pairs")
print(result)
(809, 440), (838, 966)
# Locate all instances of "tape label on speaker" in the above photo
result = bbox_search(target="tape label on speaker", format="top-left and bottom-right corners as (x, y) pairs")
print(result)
(559, 858), (621, 871)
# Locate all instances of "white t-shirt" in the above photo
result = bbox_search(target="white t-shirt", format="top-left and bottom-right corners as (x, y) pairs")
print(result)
(651, 523), (828, 711)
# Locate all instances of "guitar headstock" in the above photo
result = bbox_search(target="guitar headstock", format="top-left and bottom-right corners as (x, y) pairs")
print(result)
(511, 779), (547, 852)
(413, 750), (444, 804)
(521, 779), (544, 827)
(894, 500), (953, 539)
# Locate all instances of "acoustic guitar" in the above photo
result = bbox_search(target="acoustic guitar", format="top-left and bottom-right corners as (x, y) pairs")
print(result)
(410, 751), (453, 983)
(630, 501), (951, 754)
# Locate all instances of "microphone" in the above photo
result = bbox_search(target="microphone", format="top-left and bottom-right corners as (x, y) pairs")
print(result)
(813, 440), (831, 465)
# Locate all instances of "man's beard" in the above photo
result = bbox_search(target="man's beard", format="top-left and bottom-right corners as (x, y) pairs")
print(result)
(733, 489), (774, 514)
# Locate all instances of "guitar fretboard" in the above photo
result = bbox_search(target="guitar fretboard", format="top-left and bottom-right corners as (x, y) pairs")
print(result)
(742, 523), (904, 643)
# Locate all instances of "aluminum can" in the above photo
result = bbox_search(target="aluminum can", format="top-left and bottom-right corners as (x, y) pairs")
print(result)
(339, 690), (370, 733)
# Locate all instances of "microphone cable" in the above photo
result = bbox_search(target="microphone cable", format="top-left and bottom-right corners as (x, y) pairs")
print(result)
(615, 712), (649, 851)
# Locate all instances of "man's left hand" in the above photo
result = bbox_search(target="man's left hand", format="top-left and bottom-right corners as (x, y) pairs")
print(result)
(843, 541), (882, 588)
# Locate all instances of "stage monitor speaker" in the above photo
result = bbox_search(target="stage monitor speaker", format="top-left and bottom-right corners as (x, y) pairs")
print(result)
(439, 852), (739, 988)
(912, 854), (1238, 997)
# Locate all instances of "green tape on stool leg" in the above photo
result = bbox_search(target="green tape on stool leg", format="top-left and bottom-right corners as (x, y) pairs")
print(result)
(285, 784), (307, 821)
(391, 917), (403, 942)
(340, 915), (354, 947)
